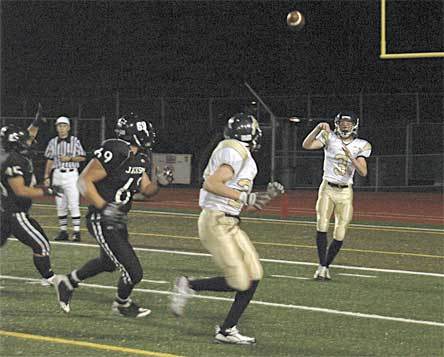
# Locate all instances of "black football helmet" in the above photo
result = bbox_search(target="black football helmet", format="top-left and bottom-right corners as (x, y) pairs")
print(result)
(114, 113), (156, 150)
(223, 113), (262, 151)
(0, 125), (31, 154)
(334, 111), (359, 138)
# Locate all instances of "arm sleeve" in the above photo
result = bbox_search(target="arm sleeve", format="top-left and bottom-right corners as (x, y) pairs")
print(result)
(357, 142), (372, 158)
(214, 148), (244, 176)
(44, 139), (55, 159)
(75, 138), (86, 157)
(93, 140), (129, 174)
(315, 130), (330, 147)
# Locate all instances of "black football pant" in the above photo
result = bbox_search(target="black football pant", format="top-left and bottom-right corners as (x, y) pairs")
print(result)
(77, 212), (143, 300)
(1, 211), (54, 279)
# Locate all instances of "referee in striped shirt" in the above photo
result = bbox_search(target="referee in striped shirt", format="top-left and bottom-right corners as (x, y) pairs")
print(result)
(43, 116), (86, 242)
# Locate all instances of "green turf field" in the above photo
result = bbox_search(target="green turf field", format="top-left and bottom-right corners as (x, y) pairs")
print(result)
(1, 204), (443, 356)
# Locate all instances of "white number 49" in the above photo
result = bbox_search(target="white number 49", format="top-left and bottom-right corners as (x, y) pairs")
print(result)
(94, 147), (113, 163)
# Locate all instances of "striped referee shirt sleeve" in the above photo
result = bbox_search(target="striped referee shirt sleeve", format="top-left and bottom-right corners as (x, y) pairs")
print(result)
(44, 138), (56, 160)
(75, 137), (86, 157)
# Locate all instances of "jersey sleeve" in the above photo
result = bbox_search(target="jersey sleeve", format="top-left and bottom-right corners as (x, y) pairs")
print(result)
(44, 139), (55, 160)
(213, 147), (245, 177)
(357, 141), (372, 158)
(93, 139), (129, 174)
(315, 130), (330, 147)
(75, 138), (86, 157)
(3, 155), (26, 178)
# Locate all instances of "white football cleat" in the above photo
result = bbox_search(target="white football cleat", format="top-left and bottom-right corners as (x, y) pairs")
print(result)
(313, 265), (324, 279)
(322, 267), (331, 280)
(214, 325), (256, 345)
(170, 276), (195, 317)
(54, 275), (74, 313)
(111, 299), (151, 318)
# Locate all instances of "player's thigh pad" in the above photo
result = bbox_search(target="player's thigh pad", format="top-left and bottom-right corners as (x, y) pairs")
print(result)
(198, 209), (251, 291)
(332, 188), (354, 241)
(316, 181), (335, 232)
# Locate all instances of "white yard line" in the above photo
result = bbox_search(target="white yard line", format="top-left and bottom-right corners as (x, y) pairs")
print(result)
(338, 273), (377, 278)
(1, 274), (443, 328)
(141, 279), (169, 284)
(271, 274), (310, 280)
(8, 238), (444, 278)
(32, 204), (444, 234)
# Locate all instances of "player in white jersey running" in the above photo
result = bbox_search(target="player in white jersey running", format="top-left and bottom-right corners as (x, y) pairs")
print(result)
(302, 111), (371, 280)
(170, 113), (284, 345)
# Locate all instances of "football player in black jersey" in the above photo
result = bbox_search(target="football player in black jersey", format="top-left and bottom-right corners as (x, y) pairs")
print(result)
(1, 104), (63, 286)
(55, 113), (172, 317)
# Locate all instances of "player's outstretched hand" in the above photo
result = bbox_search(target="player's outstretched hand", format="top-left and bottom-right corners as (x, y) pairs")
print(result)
(239, 191), (272, 210)
(42, 185), (63, 197)
(31, 103), (46, 128)
(266, 182), (285, 198)
(156, 166), (174, 186)
(101, 203), (127, 228)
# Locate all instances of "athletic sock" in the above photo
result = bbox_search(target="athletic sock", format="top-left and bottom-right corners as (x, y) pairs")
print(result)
(72, 216), (81, 232)
(316, 231), (328, 266)
(220, 280), (259, 331)
(32, 255), (54, 279)
(58, 215), (68, 231)
(75, 258), (106, 281)
(326, 239), (343, 267)
(189, 277), (235, 292)
(117, 277), (134, 301)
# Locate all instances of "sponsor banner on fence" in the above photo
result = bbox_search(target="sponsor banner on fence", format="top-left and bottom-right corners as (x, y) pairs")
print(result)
(152, 153), (192, 184)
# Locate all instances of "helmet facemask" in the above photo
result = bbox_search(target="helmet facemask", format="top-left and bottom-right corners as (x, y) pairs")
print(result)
(0, 125), (31, 154)
(224, 113), (262, 151)
(334, 112), (359, 139)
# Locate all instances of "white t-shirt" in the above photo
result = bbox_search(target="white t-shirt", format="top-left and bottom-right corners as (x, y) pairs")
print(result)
(199, 139), (258, 215)
(316, 131), (372, 185)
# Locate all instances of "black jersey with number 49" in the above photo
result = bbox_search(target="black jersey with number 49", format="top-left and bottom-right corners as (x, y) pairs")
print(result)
(91, 139), (150, 213)
(0, 151), (34, 213)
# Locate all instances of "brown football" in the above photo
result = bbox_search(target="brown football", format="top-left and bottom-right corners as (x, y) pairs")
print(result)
(287, 10), (305, 29)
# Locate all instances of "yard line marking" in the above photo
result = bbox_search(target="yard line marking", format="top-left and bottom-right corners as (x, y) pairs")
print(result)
(7, 238), (444, 278)
(37, 225), (444, 260)
(338, 273), (377, 278)
(33, 204), (444, 234)
(271, 274), (310, 280)
(1, 275), (443, 328)
(141, 279), (169, 284)
(0, 330), (184, 357)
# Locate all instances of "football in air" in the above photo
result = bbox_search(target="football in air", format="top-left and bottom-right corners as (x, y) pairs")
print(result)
(287, 10), (305, 30)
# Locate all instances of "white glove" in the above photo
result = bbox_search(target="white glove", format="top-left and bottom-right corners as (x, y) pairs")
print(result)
(239, 191), (271, 210)
(267, 182), (285, 198)
(156, 166), (174, 186)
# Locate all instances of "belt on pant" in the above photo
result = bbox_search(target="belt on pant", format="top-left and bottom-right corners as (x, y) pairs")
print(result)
(327, 181), (349, 189)
(224, 213), (241, 221)
(58, 168), (76, 173)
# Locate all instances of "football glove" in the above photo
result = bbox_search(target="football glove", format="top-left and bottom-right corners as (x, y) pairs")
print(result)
(239, 191), (272, 210)
(266, 181), (285, 198)
(156, 166), (174, 186)
(42, 185), (63, 197)
(31, 103), (46, 128)
(101, 203), (127, 229)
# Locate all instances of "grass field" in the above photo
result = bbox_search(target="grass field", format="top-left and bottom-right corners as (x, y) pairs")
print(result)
(1, 203), (443, 356)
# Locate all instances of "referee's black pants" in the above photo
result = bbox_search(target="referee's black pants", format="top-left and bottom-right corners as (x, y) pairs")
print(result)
(77, 211), (143, 301)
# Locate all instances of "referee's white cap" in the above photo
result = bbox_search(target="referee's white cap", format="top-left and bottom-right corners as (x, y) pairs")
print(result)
(55, 116), (70, 125)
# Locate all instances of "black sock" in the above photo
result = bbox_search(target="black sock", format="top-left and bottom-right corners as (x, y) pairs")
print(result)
(326, 239), (343, 267)
(316, 231), (328, 266)
(117, 277), (135, 301)
(33, 255), (54, 279)
(76, 258), (106, 281)
(221, 280), (259, 331)
(189, 276), (235, 292)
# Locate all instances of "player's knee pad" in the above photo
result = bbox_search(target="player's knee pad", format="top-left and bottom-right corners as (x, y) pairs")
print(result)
(129, 268), (143, 285)
(333, 220), (351, 241)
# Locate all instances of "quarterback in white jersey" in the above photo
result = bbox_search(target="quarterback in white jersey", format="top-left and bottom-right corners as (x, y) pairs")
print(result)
(303, 111), (371, 280)
(171, 113), (284, 345)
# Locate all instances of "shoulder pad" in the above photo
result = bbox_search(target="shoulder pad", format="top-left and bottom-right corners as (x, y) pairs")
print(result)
(215, 139), (249, 160)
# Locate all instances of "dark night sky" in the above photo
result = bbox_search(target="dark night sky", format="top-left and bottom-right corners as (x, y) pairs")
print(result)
(1, 0), (443, 99)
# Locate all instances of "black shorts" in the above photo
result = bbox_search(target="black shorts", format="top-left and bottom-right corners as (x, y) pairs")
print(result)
(1, 211), (51, 255)
(86, 211), (143, 285)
